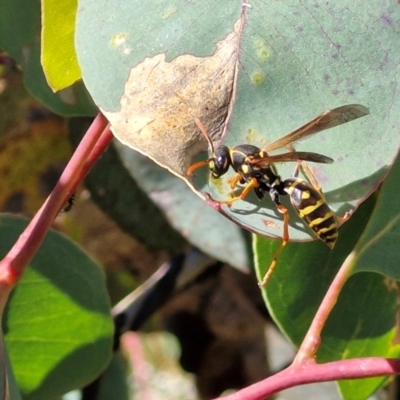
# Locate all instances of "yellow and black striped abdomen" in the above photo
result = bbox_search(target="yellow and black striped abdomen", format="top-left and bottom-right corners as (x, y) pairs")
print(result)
(283, 178), (338, 248)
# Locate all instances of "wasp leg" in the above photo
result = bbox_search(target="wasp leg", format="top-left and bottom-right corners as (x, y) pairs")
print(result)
(286, 143), (319, 188)
(286, 143), (318, 185)
(226, 172), (243, 198)
(258, 203), (289, 287)
(216, 177), (259, 207)
(292, 158), (329, 207)
(227, 173), (242, 189)
(297, 160), (323, 192)
(336, 211), (352, 224)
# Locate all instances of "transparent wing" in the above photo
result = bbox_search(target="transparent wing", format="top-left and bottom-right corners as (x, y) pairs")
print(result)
(263, 104), (369, 152)
(251, 151), (334, 167)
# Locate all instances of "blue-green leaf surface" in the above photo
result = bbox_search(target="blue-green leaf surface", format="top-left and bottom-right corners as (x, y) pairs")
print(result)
(75, 0), (399, 245)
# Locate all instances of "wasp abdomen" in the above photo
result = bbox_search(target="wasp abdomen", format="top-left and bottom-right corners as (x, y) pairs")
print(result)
(283, 178), (338, 248)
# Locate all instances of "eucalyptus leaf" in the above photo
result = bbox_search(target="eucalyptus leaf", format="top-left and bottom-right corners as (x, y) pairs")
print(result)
(76, 0), (398, 242)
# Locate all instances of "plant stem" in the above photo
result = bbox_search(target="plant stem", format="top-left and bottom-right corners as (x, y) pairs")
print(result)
(294, 251), (356, 362)
(0, 113), (110, 298)
(217, 357), (400, 400)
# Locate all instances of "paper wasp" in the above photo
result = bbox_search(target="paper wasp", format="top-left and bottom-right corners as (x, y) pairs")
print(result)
(188, 104), (369, 286)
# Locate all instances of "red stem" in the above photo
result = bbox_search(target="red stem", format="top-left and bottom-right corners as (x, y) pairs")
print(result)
(217, 357), (400, 400)
(295, 251), (356, 362)
(0, 113), (111, 289)
(69, 123), (114, 195)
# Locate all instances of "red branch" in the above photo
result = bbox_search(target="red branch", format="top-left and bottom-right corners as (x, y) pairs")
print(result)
(295, 251), (356, 361)
(217, 358), (400, 400)
(0, 113), (112, 296)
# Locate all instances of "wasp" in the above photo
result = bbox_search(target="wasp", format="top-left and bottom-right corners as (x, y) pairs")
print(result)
(188, 104), (369, 286)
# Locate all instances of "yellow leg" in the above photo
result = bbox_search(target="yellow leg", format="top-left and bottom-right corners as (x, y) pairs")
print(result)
(226, 172), (243, 199)
(292, 157), (334, 219)
(336, 211), (352, 224)
(217, 177), (259, 207)
(258, 203), (289, 287)
(287, 143), (323, 192)
(298, 160), (323, 193)
(227, 173), (241, 190)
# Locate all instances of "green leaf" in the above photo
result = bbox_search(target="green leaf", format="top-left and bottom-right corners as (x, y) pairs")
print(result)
(1, 215), (113, 400)
(0, 306), (20, 397)
(41, 0), (81, 90)
(2, 340), (23, 400)
(254, 193), (375, 339)
(0, 0), (96, 115)
(353, 154), (400, 279)
(75, 0), (398, 242)
(323, 273), (399, 400)
(255, 194), (399, 399)
(332, 154), (400, 399)
(98, 353), (129, 400)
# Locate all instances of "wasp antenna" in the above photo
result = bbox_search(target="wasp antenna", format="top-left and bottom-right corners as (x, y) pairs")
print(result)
(194, 118), (215, 154)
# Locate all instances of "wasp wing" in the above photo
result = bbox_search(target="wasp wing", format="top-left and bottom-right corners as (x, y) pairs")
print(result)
(263, 104), (369, 152)
(251, 151), (334, 167)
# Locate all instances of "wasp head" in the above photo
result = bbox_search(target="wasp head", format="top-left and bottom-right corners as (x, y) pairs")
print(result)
(188, 118), (231, 178)
(209, 145), (231, 178)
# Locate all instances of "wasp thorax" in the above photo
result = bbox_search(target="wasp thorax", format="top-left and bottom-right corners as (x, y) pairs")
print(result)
(209, 145), (231, 178)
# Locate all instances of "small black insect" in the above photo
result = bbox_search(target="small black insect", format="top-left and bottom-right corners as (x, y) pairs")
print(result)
(63, 193), (76, 212)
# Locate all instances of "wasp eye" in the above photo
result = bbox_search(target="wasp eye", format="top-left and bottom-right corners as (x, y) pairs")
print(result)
(210, 156), (226, 178)
(210, 146), (230, 177)
(216, 154), (227, 167)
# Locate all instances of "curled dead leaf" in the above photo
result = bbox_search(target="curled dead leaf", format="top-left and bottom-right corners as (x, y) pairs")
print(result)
(105, 19), (244, 179)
